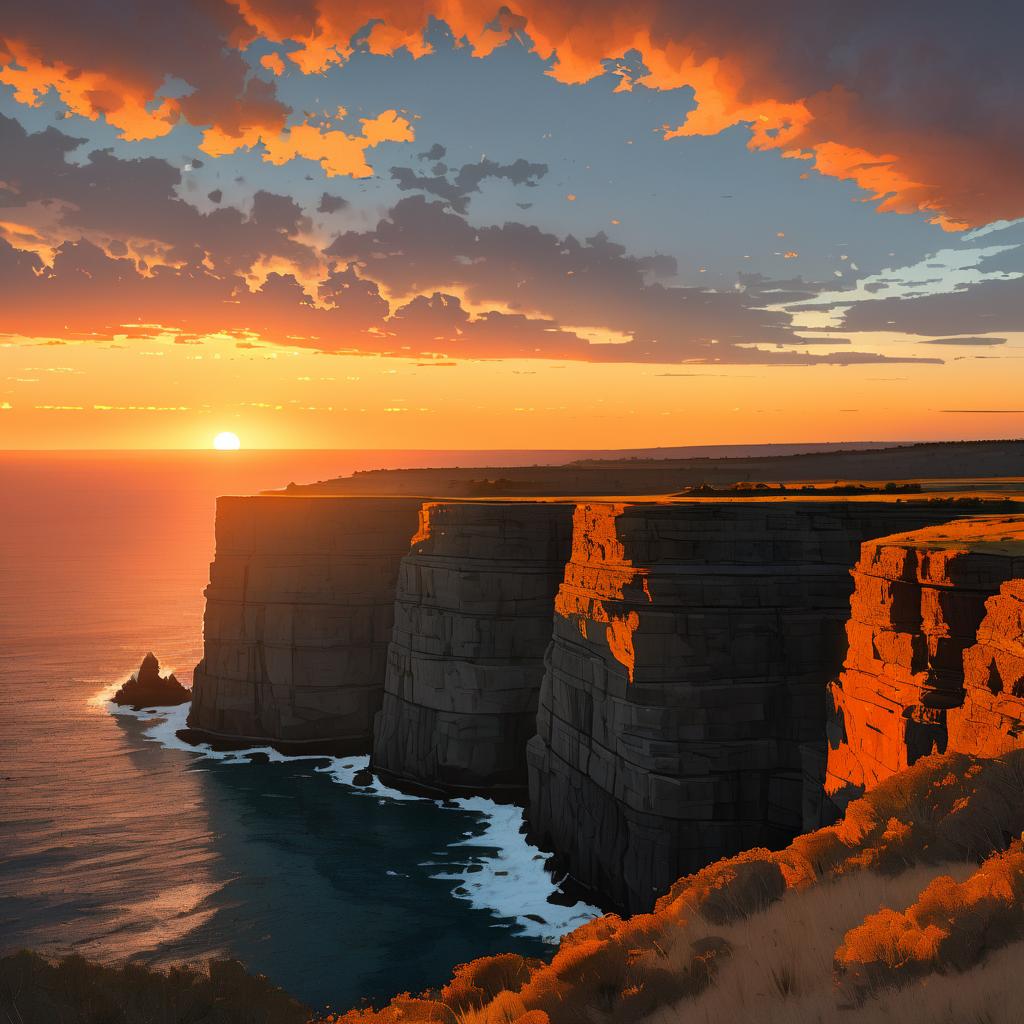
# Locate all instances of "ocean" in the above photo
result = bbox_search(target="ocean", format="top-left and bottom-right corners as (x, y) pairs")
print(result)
(0, 450), (601, 1011)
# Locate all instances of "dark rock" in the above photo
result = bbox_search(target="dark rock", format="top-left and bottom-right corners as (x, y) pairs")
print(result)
(112, 653), (191, 710)
(187, 495), (423, 753)
(371, 501), (574, 798)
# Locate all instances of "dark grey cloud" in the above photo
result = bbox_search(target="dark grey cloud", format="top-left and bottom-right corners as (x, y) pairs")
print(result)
(418, 143), (446, 161)
(920, 336), (1007, 346)
(0, 114), (944, 367)
(317, 193), (350, 214)
(326, 196), (939, 365)
(738, 272), (833, 307)
(390, 157), (548, 213)
(0, 113), (321, 277)
(842, 277), (1024, 337)
(207, 189), (223, 203)
(835, 226), (1024, 338)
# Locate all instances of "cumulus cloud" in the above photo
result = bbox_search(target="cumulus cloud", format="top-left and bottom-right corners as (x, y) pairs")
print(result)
(229, 0), (1024, 229)
(321, 195), (889, 363)
(0, 205), (936, 365)
(0, 1), (288, 147)
(0, 113), (321, 279)
(0, 108), (946, 366)
(2, 2), (1020, 227)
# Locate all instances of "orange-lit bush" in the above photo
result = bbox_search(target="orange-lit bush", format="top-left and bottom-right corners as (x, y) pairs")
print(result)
(836, 841), (1024, 1001)
(323, 749), (1024, 1024)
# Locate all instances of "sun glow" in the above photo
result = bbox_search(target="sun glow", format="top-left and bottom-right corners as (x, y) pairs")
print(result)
(212, 431), (241, 450)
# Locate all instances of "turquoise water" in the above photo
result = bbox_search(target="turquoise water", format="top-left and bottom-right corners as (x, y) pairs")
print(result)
(0, 451), (596, 1011)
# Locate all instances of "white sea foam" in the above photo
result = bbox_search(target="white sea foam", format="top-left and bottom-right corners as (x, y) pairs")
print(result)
(100, 689), (600, 943)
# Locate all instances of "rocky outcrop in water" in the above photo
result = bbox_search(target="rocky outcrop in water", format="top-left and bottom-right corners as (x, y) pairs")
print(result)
(371, 501), (574, 796)
(526, 500), (983, 913)
(112, 652), (191, 709)
(187, 496), (421, 753)
(825, 515), (1024, 812)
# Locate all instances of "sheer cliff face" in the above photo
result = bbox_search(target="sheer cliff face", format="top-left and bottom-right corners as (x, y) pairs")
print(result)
(826, 516), (1024, 808)
(372, 501), (574, 796)
(526, 500), (981, 914)
(188, 496), (422, 752)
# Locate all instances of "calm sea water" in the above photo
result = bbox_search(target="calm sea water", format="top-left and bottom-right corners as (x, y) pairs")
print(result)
(0, 450), (600, 1011)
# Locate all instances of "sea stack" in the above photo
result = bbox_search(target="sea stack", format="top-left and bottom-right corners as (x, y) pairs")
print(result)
(112, 653), (191, 709)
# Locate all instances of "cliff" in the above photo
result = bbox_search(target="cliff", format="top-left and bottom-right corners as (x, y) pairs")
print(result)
(187, 488), (1023, 915)
(188, 496), (422, 753)
(526, 500), (988, 913)
(372, 501), (574, 796)
(825, 515), (1024, 810)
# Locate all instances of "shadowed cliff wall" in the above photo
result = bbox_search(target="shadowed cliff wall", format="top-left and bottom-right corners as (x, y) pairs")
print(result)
(372, 501), (575, 796)
(526, 500), (984, 913)
(826, 515), (1024, 812)
(188, 496), (422, 752)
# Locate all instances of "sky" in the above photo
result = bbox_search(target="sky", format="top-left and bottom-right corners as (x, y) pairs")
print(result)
(1, 1), (1022, 450)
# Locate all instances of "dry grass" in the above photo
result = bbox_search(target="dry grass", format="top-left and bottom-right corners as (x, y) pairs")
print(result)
(323, 749), (1024, 1024)
(0, 950), (308, 1024)
(644, 863), (975, 1024)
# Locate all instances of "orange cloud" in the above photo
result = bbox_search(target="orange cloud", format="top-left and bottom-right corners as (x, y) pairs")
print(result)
(257, 110), (415, 177)
(1, 3), (1018, 227)
(259, 52), (286, 75)
(0, 38), (179, 141)
(227, 1), (1022, 230)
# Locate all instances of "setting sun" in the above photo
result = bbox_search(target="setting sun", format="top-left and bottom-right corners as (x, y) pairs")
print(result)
(212, 431), (241, 451)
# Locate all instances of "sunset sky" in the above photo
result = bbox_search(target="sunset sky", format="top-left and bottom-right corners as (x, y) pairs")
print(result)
(1, 1), (1021, 449)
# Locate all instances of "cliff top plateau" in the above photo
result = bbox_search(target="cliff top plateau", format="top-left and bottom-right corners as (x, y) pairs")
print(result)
(276, 439), (1024, 498)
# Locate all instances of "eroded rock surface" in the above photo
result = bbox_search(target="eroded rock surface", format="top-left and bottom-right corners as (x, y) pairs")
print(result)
(527, 500), (980, 913)
(188, 496), (421, 753)
(372, 501), (574, 796)
(826, 515), (1024, 810)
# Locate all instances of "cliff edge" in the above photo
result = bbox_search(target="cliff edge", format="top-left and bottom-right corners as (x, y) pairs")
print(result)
(826, 515), (1024, 811)
(187, 496), (421, 753)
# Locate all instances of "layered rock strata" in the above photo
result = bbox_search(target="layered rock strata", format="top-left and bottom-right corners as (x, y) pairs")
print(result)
(825, 515), (1024, 809)
(188, 496), (422, 752)
(372, 501), (574, 796)
(526, 500), (980, 913)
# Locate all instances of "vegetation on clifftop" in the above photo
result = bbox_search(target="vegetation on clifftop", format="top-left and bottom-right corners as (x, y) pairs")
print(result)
(321, 749), (1024, 1024)
(0, 951), (308, 1024)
